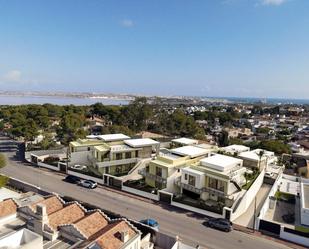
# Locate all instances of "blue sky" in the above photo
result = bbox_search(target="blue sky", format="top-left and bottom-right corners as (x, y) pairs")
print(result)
(0, 0), (308, 98)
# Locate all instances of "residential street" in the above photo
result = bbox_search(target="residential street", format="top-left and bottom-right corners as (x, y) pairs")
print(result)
(0, 137), (292, 249)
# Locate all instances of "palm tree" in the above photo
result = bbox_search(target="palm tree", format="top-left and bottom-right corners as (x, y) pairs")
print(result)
(256, 150), (265, 172)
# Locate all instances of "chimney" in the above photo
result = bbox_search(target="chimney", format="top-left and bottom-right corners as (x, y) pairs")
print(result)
(120, 230), (129, 243)
(36, 204), (48, 223)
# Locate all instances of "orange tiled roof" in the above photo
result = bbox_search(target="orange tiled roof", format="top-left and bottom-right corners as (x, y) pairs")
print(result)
(0, 199), (17, 217)
(48, 203), (85, 230)
(94, 220), (137, 249)
(74, 211), (109, 239)
(31, 196), (64, 215)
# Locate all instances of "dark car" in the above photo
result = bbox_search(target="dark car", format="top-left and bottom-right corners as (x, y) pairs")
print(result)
(139, 219), (159, 231)
(205, 218), (233, 232)
(79, 179), (97, 189)
(64, 175), (81, 184)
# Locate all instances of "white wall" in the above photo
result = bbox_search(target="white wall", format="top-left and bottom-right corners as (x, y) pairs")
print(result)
(121, 186), (159, 201)
(280, 226), (309, 247)
(171, 201), (223, 218)
(230, 170), (265, 221)
(70, 151), (92, 165)
(181, 170), (204, 189)
(37, 162), (60, 171)
(300, 182), (309, 226)
(0, 213), (17, 226)
(67, 170), (104, 185)
(165, 171), (181, 193)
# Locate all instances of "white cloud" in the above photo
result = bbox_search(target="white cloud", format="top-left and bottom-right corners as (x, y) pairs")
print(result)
(261, 0), (288, 6)
(120, 19), (135, 28)
(3, 70), (22, 83)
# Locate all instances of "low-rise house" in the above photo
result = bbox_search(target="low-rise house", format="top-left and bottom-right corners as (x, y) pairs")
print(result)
(81, 219), (141, 249)
(224, 128), (253, 139)
(176, 154), (246, 207)
(220, 144), (250, 156)
(171, 138), (199, 147)
(239, 149), (277, 171)
(69, 134), (159, 177)
(93, 138), (159, 176)
(18, 194), (146, 248)
(142, 145), (214, 190)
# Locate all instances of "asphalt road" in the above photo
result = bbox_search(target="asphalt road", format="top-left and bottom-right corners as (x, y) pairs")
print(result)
(0, 137), (292, 249)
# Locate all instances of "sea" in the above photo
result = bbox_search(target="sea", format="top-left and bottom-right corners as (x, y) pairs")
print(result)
(0, 95), (130, 106)
(208, 97), (309, 105)
(0, 95), (308, 106)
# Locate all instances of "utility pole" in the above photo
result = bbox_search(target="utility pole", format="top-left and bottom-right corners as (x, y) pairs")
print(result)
(253, 196), (257, 231)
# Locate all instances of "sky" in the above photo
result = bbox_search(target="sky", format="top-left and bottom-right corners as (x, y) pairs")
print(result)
(0, 0), (308, 99)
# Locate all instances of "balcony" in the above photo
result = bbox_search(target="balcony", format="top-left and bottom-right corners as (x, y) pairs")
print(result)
(138, 169), (167, 184)
(95, 158), (139, 168)
(174, 178), (226, 197)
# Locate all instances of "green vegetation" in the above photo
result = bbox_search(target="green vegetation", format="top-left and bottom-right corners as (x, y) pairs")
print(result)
(0, 153), (8, 188)
(1, 97), (207, 145)
(295, 226), (309, 233)
(240, 139), (291, 155)
(275, 191), (295, 203)
(0, 153), (6, 168)
(242, 170), (259, 190)
(259, 140), (291, 154)
(0, 175), (9, 188)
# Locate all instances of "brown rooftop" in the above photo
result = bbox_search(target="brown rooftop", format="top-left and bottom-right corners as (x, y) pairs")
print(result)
(74, 211), (109, 239)
(31, 196), (64, 215)
(48, 203), (85, 230)
(0, 199), (18, 217)
(93, 220), (137, 249)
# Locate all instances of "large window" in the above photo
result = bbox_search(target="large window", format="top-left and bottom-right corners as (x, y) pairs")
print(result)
(125, 152), (131, 159)
(116, 153), (122, 160)
(188, 175), (196, 186)
(155, 167), (162, 177)
(208, 177), (225, 192)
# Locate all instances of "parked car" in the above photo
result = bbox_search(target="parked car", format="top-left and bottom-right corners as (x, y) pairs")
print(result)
(79, 179), (97, 189)
(139, 219), (159, 231)
(64, 175), (81, 184)
(204, 218), (233, 232)
(71, 164), (87, 171)
(265, 172), (274, 178)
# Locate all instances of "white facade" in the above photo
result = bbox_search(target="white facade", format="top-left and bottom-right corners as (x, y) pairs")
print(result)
(300, 181), (309, 226)
(181, 167), (205, 189)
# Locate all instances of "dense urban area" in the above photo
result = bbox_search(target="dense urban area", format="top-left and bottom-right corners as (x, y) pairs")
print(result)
(0, 97), (309, 249)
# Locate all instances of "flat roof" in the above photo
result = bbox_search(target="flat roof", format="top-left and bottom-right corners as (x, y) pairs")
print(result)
(124, 138), (159, 148)
(94, 145), (110, 152)
(239, 149), (274, 161)
(171, 146), (209, 158)
(200, 154), (243, 172)
(110, 144), (139, 152)
(97, 134), (131, 142)
(70, 139), (104, 147)
(182, 167), (205, 176)
(222, 144), (250, 152)
(172, 138), (198, 145)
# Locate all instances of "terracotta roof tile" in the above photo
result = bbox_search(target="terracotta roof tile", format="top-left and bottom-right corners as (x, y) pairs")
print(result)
(48, 203), (85, 230)
(31, 196), (64, 215)
(74, 211), (109, 239)
(0, 199), (17, 217)
(93, 220), (137, 249)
